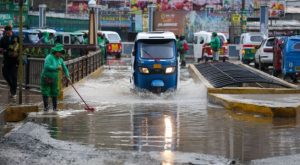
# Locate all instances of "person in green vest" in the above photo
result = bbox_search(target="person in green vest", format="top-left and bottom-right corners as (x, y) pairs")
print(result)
(40, 43), (70, 112)
(97, 33), (107, 64)
(210, 32), (221, 62)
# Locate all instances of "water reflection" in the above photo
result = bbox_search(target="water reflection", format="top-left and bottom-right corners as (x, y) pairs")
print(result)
(132, 104), (178, 152)
(27, 66), (300, 164)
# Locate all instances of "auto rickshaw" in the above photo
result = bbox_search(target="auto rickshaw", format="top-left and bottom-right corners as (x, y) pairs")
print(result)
(275, 36), (300, 82)
(131, 31), (179, 93)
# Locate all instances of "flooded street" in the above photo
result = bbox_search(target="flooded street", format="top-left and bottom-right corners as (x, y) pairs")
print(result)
(28, 64), (300, 164)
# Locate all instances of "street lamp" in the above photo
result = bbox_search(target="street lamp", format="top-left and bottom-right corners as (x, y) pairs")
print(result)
(88, 0), (97, 45)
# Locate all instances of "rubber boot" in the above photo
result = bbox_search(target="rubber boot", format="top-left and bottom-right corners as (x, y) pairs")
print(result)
(43, 96), (49, 111)
(52, 97), (58, 111)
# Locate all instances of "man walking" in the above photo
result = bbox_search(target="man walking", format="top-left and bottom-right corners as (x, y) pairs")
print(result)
(0, 25), (19, 98)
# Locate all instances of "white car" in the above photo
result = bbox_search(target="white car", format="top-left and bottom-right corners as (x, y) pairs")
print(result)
(254, 37), (275, 69)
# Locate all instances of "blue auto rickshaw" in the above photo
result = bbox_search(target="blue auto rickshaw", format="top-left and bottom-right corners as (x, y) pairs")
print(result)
(131, 31), (179, 93)
(281, 36), (300, 82)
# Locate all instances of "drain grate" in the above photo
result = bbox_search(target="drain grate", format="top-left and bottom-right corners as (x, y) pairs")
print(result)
(195, 62), (290, 88)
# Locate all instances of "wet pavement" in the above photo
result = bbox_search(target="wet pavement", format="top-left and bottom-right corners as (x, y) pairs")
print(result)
(24, 64), (300, 164)
(1, 59), (300, 164)
(0, 84), (42, 137)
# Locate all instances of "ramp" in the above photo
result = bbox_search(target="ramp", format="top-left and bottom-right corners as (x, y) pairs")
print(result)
(194, 62), (292, 88)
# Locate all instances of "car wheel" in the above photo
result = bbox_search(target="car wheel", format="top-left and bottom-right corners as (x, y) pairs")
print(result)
(254, 62), (259, 69)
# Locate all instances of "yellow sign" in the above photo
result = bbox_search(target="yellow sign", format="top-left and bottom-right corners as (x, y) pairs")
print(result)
(231, 14), (240, 25)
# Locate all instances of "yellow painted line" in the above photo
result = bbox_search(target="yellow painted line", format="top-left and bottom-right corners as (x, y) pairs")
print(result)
(4, 105), (39, 122)
(208, 93), (298, 118)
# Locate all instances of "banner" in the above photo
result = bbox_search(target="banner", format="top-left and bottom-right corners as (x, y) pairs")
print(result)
(67, 1), (88, 14)
(154, 11), (229, 42)
(269, 0), (285, 17)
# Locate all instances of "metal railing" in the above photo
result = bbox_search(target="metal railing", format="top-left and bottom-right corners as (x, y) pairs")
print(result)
(0, 49), (102, 89)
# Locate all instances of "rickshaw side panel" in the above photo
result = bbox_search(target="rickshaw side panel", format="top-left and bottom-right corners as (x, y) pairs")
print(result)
(282, 37), (300, 75)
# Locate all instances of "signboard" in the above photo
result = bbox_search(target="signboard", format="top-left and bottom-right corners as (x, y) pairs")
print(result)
(269, 0), (285, 17)
(0, 13), (13, 26)
(231, 14), (240, 25)
(0, 0), (28, 11)
(154, 11), (187, 35)
(100, 14), (131, 27)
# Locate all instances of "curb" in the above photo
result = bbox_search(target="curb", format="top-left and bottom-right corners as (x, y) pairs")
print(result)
(189, 63), (300, 118)
(208, 93), (298, 118)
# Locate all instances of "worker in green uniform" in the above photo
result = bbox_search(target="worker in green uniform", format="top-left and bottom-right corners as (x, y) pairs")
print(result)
(40, 44), (70, 112)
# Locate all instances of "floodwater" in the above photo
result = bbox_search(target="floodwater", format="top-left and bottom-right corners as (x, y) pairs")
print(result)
(29, 64), (300, 164)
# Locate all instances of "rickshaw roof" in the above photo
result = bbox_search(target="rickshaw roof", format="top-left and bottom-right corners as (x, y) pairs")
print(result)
(136, 31), (176, 41)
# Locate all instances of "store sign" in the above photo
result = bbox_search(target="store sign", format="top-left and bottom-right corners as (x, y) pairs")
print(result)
(100, 15), (131, 27)
(0, 13), (13, 26)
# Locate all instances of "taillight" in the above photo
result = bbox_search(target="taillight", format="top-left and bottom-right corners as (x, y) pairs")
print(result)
(263, 48), (273, 52)
(108, 44), (112, 51)
(118, 43), (122, 50)
(243, 44), (254, 48)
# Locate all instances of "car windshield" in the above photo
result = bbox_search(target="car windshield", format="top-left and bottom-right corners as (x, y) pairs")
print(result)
(106, 33), (121, 42)
(140, 40), (175, 59)
(218, 35), (226, 42)
(28, 34), (39, 44)
(266, 38), (275, 47)
(250, 36), (264, 42)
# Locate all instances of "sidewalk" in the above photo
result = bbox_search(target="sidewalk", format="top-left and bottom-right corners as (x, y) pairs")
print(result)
(0, 84), (42, 109)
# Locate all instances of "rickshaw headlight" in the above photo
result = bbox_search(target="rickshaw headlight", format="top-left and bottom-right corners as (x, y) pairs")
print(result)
(289, 62), (293, 68)
(165, 67), (176, 74)
(139, 67), (150, 74)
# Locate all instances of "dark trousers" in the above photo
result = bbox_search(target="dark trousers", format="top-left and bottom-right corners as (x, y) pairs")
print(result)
(43, 95), (57, 111)
(2, 64), (18, 95)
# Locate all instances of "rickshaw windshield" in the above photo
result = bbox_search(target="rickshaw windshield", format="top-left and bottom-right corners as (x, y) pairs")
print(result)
(140, 39), (175, 59)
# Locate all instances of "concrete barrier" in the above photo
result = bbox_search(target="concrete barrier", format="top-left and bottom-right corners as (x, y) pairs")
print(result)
(189, 63), (300, 118)
(4, 105), (39, 122)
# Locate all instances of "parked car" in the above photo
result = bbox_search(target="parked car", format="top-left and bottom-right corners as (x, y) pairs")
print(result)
(239, 32), (267, 64)
(254, 37), (275, 69)
(193, 31), (228, 62)
(12, 29), (40, 44)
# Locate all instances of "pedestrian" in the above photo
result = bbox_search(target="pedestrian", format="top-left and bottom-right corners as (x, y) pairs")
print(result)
(40, 43), (71, 112)
(210, 32), (221, 62)
(178, 35), (188, 67)
(0, 25), (19, 98)
(97, 33), (107, 64)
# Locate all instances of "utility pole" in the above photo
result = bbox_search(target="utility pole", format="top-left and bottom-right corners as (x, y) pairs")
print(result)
(241, 0), (247, 34)
(18, 0), (24, 104)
